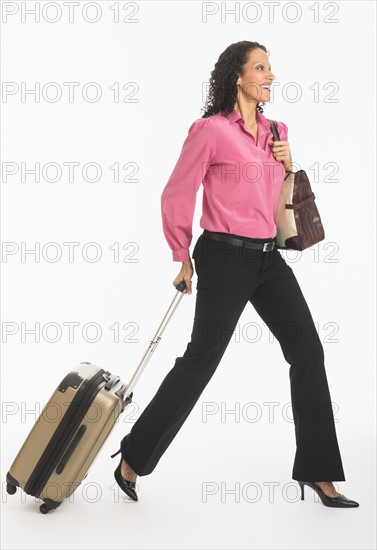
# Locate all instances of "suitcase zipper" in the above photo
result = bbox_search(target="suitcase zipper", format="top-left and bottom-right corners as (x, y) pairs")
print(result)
(24, 368), (107, 498)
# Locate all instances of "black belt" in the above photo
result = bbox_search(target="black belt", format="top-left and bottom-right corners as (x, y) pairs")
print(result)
(202, 230), (276, 252)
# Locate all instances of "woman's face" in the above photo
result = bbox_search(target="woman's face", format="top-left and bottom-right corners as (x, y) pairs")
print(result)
(236, 48), (275, 104)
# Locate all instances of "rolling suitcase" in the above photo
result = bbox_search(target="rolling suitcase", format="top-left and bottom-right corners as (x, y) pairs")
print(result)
(5, 280), (187, 513)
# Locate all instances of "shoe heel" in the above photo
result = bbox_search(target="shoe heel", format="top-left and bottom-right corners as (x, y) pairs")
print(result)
(110, 448), (121, 459)
(297, 481), (305, 500)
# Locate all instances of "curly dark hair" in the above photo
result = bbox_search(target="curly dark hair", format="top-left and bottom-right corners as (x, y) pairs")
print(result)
(200, 41), (268, 119)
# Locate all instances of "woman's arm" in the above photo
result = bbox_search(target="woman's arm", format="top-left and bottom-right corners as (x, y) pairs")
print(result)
(161, 116), (216, 262)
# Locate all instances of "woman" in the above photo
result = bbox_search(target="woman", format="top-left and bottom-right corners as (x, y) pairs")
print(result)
(111, 41), (359, 508)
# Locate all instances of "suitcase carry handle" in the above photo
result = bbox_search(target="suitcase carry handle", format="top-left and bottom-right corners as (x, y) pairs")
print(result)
(120, 279), (187, 407)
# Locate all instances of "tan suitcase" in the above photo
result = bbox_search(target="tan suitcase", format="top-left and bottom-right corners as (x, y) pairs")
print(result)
(5, 281), (187, 513)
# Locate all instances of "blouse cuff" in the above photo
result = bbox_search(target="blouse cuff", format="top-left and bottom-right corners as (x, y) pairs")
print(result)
(172, 248), (191, 262)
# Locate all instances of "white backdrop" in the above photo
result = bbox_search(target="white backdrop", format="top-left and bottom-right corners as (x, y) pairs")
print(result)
(1, 1), (376, 549)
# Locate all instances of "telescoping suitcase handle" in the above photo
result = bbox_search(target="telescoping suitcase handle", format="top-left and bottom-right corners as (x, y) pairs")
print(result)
(121, 279), (187, 407)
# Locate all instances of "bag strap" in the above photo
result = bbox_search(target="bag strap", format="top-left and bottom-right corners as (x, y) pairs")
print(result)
(267, 119), (280, 141)
(267, 118), (294, 176)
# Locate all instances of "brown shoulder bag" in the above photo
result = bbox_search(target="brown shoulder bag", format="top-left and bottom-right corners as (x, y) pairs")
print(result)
(268, 119), (325, 251)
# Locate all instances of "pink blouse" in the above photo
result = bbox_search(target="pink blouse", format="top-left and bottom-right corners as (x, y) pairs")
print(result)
(161, 107), (288, 261)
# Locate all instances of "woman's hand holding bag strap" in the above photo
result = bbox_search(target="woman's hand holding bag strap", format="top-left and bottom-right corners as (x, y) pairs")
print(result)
(267, 119), (325, 251)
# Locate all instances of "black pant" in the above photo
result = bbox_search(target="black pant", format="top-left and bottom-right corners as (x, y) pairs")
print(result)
(121, 232), (346, 481)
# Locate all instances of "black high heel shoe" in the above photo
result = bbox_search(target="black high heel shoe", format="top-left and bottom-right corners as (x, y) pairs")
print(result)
(111, 448), (138, 502)
(297, 481), (359, 508)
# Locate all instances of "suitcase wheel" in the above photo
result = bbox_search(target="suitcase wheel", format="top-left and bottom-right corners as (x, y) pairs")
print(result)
(6, 483), (17, 495)
(39, 503), (51, 514)
(39, 499), (62, 514)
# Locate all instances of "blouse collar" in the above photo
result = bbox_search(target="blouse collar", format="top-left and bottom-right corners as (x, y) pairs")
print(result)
(225, 107), (271, 130)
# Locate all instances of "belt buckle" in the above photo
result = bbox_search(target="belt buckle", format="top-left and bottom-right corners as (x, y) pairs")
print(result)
(263, 241), (274, 252)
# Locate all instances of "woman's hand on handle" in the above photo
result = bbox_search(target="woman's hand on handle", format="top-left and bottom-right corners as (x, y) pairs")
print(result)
(173, 260), (194, 295)
(267, 139), (293, 173)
